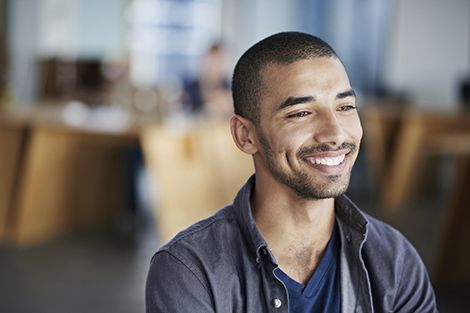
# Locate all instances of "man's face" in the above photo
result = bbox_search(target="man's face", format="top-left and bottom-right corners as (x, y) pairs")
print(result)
(254, 57), (363, 199)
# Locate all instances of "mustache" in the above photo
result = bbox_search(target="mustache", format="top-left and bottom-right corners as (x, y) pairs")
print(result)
(297, 142), (357, 158)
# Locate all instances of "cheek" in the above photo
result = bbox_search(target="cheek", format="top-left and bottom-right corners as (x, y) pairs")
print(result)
(344, 116), (363, 143)
(353, 124), (363, 143)
(267, 132), (304, 157)
(355, 119), (364, 142)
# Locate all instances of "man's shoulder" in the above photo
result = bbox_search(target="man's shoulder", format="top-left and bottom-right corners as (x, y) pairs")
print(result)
(364, 213), (402, 238)
(337, 195), (411, 252)
(361, 211), (426, 273)
(152, 205), (244, 264)
(358, 212), (437, 311)
(363, 212), (412, 251)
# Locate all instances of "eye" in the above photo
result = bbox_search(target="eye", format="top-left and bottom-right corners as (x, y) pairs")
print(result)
(287, 111), (311, 118)
(338, 104), (357, 112)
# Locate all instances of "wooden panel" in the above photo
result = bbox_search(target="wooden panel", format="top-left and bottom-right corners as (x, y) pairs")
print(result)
(141, 121), (253, 243)
(0, 122), (27, 242)
(15, 127), (83, 245)
(13, 125), (138, 246)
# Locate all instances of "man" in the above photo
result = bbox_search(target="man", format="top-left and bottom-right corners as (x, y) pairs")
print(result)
(146, 32), (437, 312)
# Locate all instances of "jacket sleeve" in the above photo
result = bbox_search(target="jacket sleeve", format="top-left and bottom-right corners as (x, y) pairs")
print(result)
(146, 250), (215, 313)
(392, 243), (438, 313)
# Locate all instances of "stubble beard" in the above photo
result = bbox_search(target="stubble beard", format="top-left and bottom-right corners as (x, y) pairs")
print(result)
(256, 128), (357, 200)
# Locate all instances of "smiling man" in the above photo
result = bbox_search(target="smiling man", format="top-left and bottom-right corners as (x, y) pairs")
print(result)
(146, 32), (437, 313)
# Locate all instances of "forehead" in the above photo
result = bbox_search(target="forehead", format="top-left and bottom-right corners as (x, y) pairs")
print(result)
(259, 57), (351, 104)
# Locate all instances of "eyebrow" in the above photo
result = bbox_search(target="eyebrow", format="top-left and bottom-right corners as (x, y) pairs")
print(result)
(277, 96), (315, 111)
(336, 89), (356, 99)
(276, 88), (356, 111)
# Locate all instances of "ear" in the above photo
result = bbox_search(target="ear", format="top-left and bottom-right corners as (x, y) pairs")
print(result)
(230, 115), (258, 155)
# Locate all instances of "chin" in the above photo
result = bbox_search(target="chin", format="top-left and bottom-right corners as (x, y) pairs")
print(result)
(285, 173), (351, 200)
(293, 184), (349, 200)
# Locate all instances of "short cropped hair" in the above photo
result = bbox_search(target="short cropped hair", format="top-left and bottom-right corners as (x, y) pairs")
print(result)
(232, 32), (339, 124)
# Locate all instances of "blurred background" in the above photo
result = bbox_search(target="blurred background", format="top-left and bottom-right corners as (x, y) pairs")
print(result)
(0, 0), (469, 312)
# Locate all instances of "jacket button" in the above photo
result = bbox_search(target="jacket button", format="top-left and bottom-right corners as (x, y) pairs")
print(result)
(272, 298), (282, 309)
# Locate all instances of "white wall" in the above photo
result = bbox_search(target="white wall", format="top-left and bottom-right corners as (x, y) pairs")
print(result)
(221, 0), (297, 69)
(8, 0), (40, 105)
(38, 0), (125, 60)
(384, 0), (470, 108)
(8, 0), (126, 104)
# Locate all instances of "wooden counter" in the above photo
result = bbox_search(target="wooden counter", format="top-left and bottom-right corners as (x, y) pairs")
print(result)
(0, 109), (253, 247)
(0, 109), (140, 246)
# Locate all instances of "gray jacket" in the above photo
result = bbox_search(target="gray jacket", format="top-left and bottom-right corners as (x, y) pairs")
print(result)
(146, 176), (437, 312)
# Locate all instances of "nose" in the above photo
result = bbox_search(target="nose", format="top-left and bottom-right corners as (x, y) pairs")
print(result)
(313, 110), (346, 147)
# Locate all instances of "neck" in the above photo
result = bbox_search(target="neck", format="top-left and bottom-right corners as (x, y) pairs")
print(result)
(251, 177), (336, 243)
(251, 174), (336, 284)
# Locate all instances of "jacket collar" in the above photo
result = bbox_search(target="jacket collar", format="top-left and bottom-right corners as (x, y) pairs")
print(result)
(232, 174), (374, 311)
(231, 175), (369, 263)
(232, 175), (271, 264)
(335, 194), (373, 312)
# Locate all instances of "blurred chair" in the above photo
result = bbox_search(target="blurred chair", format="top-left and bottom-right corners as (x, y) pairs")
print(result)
(361, 105), (403, 187)
(381, 110), (470, 211)
(362, 106), (470, 288)
(431, 130), (470, 288)
(141, 121), (253, 243)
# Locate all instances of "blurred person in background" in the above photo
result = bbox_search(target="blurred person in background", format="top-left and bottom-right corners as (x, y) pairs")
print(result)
(183, 42), (232, 118)
(146, 32), (437, 312)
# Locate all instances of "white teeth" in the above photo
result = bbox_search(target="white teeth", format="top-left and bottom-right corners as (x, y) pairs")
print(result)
(311, 154), (345, 166)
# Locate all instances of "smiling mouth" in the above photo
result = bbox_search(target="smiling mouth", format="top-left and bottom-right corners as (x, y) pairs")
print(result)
(301, 151), (350, 175)
(306, 154), (346, 166)
(297, 143), (356, 173)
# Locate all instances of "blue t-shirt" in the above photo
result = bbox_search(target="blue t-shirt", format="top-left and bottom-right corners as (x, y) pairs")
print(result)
(274, 223), (341, 313)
